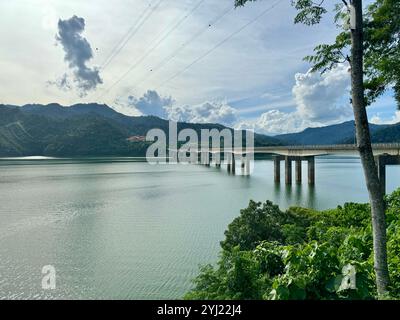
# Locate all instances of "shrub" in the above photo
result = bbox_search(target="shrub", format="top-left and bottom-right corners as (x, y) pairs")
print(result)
(186, 189), (400, 300)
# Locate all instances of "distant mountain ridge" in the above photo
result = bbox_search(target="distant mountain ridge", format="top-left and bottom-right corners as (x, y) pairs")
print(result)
(1, 103), (399, 157)
(0, 103), (280, 157)
(276, 120), (397, 145)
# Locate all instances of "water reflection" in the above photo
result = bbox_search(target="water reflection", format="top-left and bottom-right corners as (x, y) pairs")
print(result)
(272, 182), (316, 209)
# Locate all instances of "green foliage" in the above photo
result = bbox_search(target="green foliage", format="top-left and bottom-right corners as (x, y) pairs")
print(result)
(236, 0), (400, 107)
(295, 0), (400, 107)
(186, 188), (400, 300)
(221, 200), (286, 251)
(303, 32), (351, 73)
(220, 200), (320, 251)
(364, 0), (400, 107)
(0, 104), (281, 157)
(291, 0), (328, 26)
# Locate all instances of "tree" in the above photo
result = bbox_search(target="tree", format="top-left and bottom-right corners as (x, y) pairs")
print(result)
(187, 197), (400, 300)
(235, 0), (400, 296)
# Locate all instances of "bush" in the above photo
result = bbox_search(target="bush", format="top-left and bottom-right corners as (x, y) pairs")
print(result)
(185, 189), (400, 300)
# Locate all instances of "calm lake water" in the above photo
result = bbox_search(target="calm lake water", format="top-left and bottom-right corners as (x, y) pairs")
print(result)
(0, 157), (399, 299)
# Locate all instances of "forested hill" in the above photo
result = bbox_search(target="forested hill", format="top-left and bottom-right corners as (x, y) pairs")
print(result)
(341, 122), (400, 144)
(1, 103), (399, 157)
(0, 103), (280, 157)
(275, 120), (392, 145)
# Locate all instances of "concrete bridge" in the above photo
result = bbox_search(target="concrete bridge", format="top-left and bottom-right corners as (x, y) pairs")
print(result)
(177, 143), (400, 194)
(241, 143), (400, 157)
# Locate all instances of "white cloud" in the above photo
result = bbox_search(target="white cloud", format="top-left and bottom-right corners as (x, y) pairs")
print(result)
(114, 90), (237, 126)
(114, 65), (353, 135)
(370, 111), (400, 125)
(293, 63), (352, 121)
(113, 90), (173, 118)
(1, 0), (361, 117)
(238, 64), (353, 135)
(166, 101), (237, 126)
(237, 110), (314, 135)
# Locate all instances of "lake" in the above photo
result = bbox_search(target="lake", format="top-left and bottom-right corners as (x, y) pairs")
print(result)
(0, 157), (399, 299)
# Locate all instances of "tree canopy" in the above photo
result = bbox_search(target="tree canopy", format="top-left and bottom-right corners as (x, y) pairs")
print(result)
(235, 0), (400, 108)
(185, 190), (400, 299)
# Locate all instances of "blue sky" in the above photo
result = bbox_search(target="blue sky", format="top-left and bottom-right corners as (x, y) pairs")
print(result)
(0, 0), (398, 135)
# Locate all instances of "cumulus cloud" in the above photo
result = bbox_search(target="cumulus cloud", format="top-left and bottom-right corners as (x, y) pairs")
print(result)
(113, 64), (351, 134)
(134, 90), (174, 118)
(114, 90), (238, 126)
(293, 63), (352, 121)
(55, 15), (102, 96)
(237, 110), (314, 135)
(166, 101), (237, 126)
(239, 64), (353, 135)
(114, 90), (173, 118)
(370, 111), (400, 125)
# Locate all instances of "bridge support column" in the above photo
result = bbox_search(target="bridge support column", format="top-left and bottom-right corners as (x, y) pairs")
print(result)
(295, 159), (302, 184)
(239, 155), (251, 176)
(201, 151), (210, 166)
(375, 155), (386, 195)
(273, 156), (282, 183)
(216, 159), (221, 168)
(374, 154), (400, 195)
(285, 156), (292, 185)
(231, 153), (236, 174)
(227, 153), (232, 173)
(196, 152), (201, 165)
(241, 157), (245, 174)
(307, 156), (315, 185)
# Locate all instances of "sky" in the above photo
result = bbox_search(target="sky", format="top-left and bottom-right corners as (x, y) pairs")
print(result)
(0, 0), (398, 135)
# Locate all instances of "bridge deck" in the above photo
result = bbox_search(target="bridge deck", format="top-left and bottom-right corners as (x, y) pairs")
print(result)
(201, 143), (400, 156)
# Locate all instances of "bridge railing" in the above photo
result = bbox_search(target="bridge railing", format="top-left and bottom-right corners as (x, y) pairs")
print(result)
(182, 143), (400, 152)
(256, 143), (400, 150)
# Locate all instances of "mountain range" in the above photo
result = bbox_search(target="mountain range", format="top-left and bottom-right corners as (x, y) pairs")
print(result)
(0, 103), (399, 157)
(0, 103), (279, 157)
(276, 120), (392, 145)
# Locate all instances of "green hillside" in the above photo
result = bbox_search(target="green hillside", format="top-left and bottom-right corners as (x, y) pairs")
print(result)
(0, 104), (280, 157)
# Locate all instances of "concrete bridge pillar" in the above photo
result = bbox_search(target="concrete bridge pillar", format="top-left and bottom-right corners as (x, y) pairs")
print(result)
(285, 156), (292, 185)
(216, 158), (221, 168)
(231, 153), (236, 174)
(377, 157), (386, 195)
(307, 156), (315, 185)
(201, 151), (210, 166)
(196, 151), (201, 164)
(274, 156), (281, 182)
(239, 156), (251, 175)
(295, 159), (302, 184)
(373, 154), (400, 194)
(375, 154), (400, 194)
(376, 156), (386, 195)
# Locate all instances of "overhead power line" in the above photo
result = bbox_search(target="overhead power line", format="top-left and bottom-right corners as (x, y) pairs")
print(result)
(97, 0), (207, 100)
(157, 0), (281, 90)
(131, 4), (235, 91)
(100, 2), (151, 69)
(101, 0), (165, 71)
